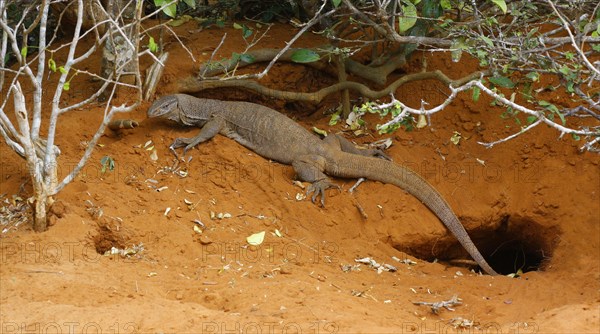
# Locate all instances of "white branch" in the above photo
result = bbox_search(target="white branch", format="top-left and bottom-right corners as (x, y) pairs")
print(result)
(546, 0), (600, 77)
(375, 78), (598, 150)
(44, 0), (86, 187)
(478, 119), (543, 148)
(53, 103), (136, 194)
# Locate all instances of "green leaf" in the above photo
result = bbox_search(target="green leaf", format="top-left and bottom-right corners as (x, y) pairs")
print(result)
(290, 49), (320, 63)
(440, 0), (452, 10)
(450, 39), (466, 63)
(526, 116), (537, 124)
(148, 36), (158, 53)
(571, 133), (580, 141)
(312, 127), (328, 137)
(168, 15), (192, 27)
(63, 81), (70, 91)
(20, 46), (27, 59)
(525, 72), (539, 82)
(239, 53), (255, 64)
(329, 111), (341, 126)
(231, 52), (241, 63)
(490, 0), (507, 14)
(100, 156), (115, 173)
(564, 51), (575, 60)
(182, 0), (196, 9)
(234, 23), (252, 38)
(422, 0), (442, 18)
(489, 76), (515, 88)
(398, 0), (418, 32)
(480, 35), (494, 48)
(556, 111), (566, 125)
(155, 0), (177, 18)
(538, 100), (559, 113)
(58, 66), (67, 75)
(472, 86), (480, 102)
(242, 25), (252, 39)
(331, 0), (342, 8)
(48, 58), (56, 72)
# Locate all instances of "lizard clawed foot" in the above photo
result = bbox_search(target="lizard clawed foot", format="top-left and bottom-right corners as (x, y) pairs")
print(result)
(306, 180), (341, 207)
(169, 137), (196, 159)
(170, 137), (192, 149)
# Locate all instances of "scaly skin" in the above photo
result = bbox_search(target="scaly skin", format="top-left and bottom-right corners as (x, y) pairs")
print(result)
(148, 94), (498, 275)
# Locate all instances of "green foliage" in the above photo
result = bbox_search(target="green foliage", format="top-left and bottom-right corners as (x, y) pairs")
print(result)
(148, 36), (159, 53)
(347, 101), (414, 134)
(154, 0), (177, 18)
(48, 58), (56, 72)
(100, 156), (115, 174)
(489, 76), (515, 89)
(233, 22), (253, 39)
(290, 49), (320, 63)
(538, 100), (566, 125)
(490, 0), (507, 14)
(472, 86), (480, 102)
(154, 0), (196, 18)
(398, 0), (418, 32)
(231, 52), (255, 64)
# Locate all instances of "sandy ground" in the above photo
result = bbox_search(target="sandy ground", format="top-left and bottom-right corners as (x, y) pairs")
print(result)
(1, 21), (599, 333)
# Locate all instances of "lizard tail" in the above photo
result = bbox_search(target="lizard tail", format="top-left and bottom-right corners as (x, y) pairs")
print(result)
(329, 153), (498, 276)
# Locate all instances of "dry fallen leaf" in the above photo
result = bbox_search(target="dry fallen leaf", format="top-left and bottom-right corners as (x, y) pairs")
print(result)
(247, 231), (266, 246)
(416, 114), (427, 129)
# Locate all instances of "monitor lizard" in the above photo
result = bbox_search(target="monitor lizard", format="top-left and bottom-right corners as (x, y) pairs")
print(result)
(148, 94), (498, 275)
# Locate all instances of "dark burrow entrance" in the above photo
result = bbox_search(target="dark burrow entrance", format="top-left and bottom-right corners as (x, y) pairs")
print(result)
(91, 222), (130, 255)
(396, 215), (560, 275)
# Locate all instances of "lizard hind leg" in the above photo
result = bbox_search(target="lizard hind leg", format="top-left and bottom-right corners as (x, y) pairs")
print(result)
(292, 154), (340, 207)
(323, 134), (391, 161)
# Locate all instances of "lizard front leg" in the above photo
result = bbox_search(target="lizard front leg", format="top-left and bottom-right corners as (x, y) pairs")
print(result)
(292, 155), (340, 207)
(170, 117), (225, 156)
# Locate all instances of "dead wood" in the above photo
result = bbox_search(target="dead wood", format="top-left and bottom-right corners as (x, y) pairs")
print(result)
(199, 47), (408, 85)
(180, 70), (486, 104)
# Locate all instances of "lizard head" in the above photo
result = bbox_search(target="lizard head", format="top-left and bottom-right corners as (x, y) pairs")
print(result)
(147, 95), (181, 122)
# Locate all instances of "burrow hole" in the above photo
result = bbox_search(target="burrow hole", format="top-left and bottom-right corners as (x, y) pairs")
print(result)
(91, 223), (130, 255)
(401, 215), (559, 275)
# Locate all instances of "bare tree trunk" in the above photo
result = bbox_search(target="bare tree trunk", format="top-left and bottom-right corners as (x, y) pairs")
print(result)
(32, 187), (49, 232)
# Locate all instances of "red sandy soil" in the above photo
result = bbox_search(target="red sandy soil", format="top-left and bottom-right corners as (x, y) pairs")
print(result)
(1, 22), (599, 333)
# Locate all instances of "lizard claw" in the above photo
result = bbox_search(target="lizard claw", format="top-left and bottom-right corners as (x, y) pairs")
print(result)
(183, 143), (195, 155)
(374, 150), (392, 161)
(169, 138), (195, 159)
(171, 137), (191, 149)
(306, 180), (341, 207)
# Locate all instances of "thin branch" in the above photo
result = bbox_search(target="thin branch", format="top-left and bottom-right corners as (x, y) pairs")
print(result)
(546, 0), (600, 77)
(53, 103), (136, 194)
(254, 1), (335, 80)
(478, 119), (543, 148)
(201, 32), (227, 78)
